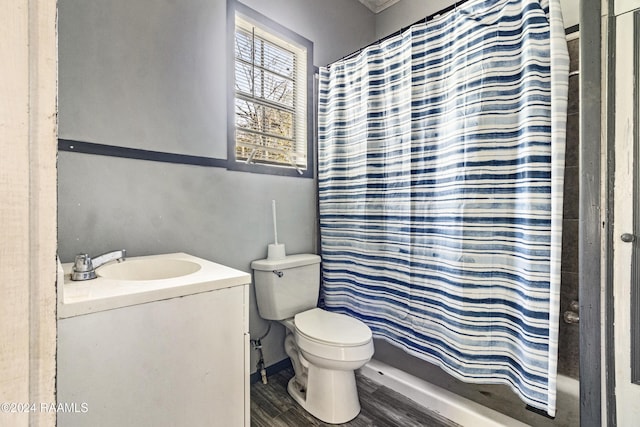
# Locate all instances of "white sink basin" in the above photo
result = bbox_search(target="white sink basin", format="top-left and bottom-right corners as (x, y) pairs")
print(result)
(59, 253), (252, 318)
(97, 258), (201, 281)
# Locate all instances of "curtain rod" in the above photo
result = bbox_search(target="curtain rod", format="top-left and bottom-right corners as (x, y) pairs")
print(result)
(333, 0), (472, 65)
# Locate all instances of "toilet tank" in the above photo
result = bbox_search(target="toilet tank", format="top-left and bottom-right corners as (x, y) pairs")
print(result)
(251, 254), (321, 320)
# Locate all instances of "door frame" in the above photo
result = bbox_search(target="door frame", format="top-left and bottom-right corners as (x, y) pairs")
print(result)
(579, 0), (605, 425)
(0, 1), (57, 426)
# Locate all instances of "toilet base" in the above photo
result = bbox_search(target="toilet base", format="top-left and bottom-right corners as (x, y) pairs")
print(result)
(286, 364), (361, 424)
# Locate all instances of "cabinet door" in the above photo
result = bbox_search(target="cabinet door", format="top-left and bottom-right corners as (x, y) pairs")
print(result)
(57, 286), (247, 427)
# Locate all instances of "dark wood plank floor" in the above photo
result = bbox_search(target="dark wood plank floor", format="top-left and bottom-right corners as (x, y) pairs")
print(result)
(251, 368), (461, 427)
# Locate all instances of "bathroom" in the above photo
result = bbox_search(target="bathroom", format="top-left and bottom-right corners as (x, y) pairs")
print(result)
(3, 0), (640, 425)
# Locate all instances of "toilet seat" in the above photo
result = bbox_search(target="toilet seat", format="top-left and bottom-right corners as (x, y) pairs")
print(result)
(294, 308), (372, 347)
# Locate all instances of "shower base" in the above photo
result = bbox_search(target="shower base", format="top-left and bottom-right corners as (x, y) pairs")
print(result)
(360, 359), (579, 427)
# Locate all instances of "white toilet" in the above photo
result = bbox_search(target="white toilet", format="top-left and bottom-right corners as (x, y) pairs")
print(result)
(251, 254), (374, 424)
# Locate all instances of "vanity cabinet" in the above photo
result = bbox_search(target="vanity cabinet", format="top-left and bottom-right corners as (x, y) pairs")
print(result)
(57, 284), (250, 426)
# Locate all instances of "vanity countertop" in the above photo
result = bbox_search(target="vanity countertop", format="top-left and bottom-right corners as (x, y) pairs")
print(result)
(58, 252), (251, 318)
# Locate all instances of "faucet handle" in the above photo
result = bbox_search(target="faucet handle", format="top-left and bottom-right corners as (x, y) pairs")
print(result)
(73, 254), (94, 272)
(71, 254), (97, 281)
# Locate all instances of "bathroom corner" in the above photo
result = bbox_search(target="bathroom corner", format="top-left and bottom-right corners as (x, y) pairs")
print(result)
(56, 0), (376, 392)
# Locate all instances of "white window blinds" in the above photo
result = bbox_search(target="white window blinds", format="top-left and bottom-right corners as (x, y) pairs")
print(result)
(234, 16), (308, 171)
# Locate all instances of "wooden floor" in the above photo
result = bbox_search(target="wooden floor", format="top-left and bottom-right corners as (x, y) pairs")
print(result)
(251, 368), (461, 427)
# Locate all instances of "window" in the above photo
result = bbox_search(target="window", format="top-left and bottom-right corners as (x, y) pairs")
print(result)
(229, 3), (313, 177)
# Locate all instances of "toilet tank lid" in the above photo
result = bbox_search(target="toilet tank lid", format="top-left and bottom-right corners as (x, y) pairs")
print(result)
(251, 253), (321, 271)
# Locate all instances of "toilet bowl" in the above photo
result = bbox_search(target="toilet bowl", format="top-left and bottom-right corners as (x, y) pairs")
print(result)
(251, 254), (375, 424)
(282, 308), (374, 424)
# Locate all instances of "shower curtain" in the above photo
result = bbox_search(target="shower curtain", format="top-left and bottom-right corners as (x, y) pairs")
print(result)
(317, 0), (568, 416)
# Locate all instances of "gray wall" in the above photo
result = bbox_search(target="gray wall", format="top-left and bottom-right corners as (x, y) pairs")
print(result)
(57, 0), (375, 372)
(58, 0), (375, 158)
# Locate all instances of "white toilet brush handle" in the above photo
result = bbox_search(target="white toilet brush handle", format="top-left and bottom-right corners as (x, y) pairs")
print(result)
(272, 199), (279, 244)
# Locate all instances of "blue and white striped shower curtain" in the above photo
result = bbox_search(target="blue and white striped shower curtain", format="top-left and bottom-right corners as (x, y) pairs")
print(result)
(317, 0), (568, 416)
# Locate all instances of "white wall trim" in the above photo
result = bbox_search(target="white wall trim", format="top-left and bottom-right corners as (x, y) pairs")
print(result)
(0, 1), (57, 425)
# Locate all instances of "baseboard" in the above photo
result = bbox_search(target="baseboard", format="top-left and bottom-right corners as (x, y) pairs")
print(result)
(250, 358), (292, 384)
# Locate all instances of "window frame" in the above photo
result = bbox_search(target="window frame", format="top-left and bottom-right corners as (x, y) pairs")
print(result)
(227, 0), (314, 178)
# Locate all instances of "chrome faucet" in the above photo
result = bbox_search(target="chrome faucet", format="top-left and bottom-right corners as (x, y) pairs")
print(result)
(71, 249), (127, 281)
